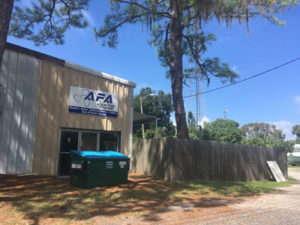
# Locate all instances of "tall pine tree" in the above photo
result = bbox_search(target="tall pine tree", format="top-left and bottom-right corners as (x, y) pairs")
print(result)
(96, 0), (296, 139)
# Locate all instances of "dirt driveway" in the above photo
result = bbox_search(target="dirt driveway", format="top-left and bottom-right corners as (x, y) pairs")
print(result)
(93, 168), (300, 225)
(161, 168), (300, 225)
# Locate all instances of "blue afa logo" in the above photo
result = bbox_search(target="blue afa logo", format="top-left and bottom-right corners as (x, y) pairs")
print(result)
(69, 86), (118, 118)
(84, 91), (113, 104)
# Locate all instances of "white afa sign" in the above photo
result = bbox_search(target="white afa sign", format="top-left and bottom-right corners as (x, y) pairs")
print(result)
(69, 86), (118, 117)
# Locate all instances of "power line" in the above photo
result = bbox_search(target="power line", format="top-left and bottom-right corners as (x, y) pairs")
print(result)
(184, 56), (300, 98)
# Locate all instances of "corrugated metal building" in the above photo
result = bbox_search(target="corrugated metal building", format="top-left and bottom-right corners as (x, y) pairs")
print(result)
(0, 43), (136, 176)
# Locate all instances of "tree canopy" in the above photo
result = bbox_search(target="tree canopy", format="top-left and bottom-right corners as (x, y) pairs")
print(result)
(185, 116), (295, 152)
(241, 122), (285, 140)
(133, 87), (175, 139)
(240, 122), (293, 151)
(205, 119), (242, 144)
(95, 0), (296, 139)
(0, 0), (90, 68)
(10, 0), (89, 45)
(292, 125), (300, 138)
(186, 111), (210, 140)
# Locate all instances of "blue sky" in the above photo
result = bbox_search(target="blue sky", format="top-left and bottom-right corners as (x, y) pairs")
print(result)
(8, 1), (300, 140)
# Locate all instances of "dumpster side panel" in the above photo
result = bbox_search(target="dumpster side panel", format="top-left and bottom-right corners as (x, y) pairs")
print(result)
(70, 151), (130, 188)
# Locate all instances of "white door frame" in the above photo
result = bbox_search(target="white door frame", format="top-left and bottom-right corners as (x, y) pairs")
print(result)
(56, 128), (121, 176)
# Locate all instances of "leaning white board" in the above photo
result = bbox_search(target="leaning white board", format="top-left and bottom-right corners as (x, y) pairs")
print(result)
(267, 161), (286, 182)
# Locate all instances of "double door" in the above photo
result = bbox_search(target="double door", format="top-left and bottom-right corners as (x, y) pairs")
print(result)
(57, 129), (120, 176)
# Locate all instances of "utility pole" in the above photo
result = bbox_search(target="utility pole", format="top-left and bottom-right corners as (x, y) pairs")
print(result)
(140, 95), (145, 139)
(140, 92), (155, 139)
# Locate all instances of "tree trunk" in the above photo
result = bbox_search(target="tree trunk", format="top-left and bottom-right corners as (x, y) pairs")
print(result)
(169, 0), (189, 139)
(0, 0), (14, 69)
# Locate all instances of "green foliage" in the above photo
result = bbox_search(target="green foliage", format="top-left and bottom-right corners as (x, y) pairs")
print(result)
(292, 125), (300, 138)
(9, 0), (89, 45)
(157, 127), (168, 138)
(205, 119), (242, 144)
(240, 122), (294, 151)
(296, 137), (300, 144)
(97, 0), (296, 47)
(95, 0), (296, 139)
(241, 122), (285, 140)
(241, 137), (265, 146)
(190, 0), (297, 25)
(150, 23), (238, 83)
(133, 87), (175, 139)
(186, 116), (294, 152)
(188, 126), (211, 141)
(144, 129), (155, 139)
(282, 140), (296, 152)
(242, 137), (295, 152)
(186, 111), (202, 140)
(187, 111), (197, 129)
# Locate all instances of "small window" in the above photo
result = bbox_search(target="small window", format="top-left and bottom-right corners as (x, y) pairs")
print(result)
(81, 132), (98, 150)
(100, 131), (120, 152)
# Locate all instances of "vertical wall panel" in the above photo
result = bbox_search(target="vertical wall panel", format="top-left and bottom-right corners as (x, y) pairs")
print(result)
(24, 57), (40, 174)
(122, 86), (130, 155)
(43, 64), (58, 175)
(15, 53), (38, 174)
(33, 61), (48, 174)
(111, 82), (119, 131)
(0, 50), (39, 174)
(7, 51), (23, 173)
(106, 81), (114, 131)
(0, 50), (17, 173)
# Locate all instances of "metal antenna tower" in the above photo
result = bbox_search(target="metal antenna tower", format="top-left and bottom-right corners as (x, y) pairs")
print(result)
(223, 109), (228, 119)
(195, 73), (200, 125)
(195, 72), (207, 126)
(186, 78), (192, 114)
(200, 77), (206, 119)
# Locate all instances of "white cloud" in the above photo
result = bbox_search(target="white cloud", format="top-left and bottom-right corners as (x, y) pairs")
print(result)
(295, 95), (300, 104)
(270, 120), (296, 140)
(231, 65), (238, 73)
(199, 116), (210, 128)
(81, 10), (96, 27)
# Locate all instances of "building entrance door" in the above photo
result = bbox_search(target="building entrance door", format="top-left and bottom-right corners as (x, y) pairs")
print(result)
(57, 129), (121, 176)
(58, 130), (79, 176)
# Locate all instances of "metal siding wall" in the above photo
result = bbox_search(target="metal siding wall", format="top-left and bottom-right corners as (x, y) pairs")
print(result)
(0, 50), (39, 174)
(33, 61), (133, 175)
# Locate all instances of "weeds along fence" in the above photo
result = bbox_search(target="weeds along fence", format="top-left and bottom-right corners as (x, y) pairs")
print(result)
(131, 138), (287, 181)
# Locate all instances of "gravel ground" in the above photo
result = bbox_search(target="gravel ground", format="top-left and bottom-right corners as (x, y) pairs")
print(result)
(219, 168), (300, 225)
(92, 168), (300, 225)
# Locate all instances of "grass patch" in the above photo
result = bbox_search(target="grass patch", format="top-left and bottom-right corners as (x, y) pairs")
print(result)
(163, 176), (295, 197)
(288, 165), (300, 170)
(0, 174), (296, 224)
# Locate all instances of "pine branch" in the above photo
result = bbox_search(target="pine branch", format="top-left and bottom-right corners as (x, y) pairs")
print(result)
(97, 12), (149, 38)
(164, 22), (170, 66)
(115, 0), (174, 19)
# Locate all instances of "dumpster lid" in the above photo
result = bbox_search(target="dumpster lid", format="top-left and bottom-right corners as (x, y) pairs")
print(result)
(71, 150), (129, 159)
